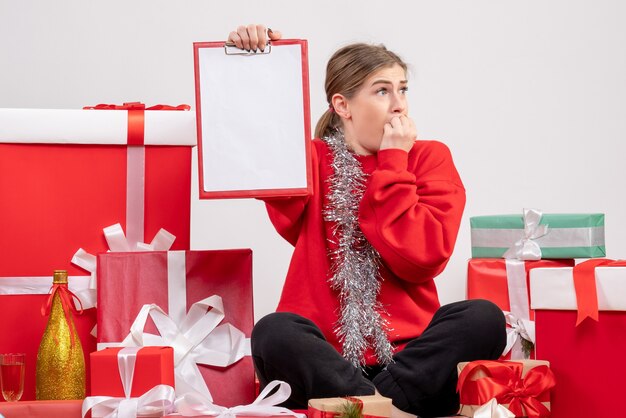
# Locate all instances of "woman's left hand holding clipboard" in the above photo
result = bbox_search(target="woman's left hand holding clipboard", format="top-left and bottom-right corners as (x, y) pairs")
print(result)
(227, 24), (282, 52)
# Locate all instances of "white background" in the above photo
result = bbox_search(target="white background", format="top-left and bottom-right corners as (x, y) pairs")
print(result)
(1, 0), (625, 322)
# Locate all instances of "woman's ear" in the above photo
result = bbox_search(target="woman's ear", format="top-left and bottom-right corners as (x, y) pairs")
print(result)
(331, 94), (350, 120)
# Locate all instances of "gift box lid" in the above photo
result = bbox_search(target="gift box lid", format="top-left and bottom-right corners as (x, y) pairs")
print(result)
(530, 266), (626, 310)
(470, 213), (605, 229)
(0, 108), (196, 145)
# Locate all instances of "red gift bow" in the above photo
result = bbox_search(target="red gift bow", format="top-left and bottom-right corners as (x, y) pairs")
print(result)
(41, 283), (84, 345)
(83, 102), (190, 145)
(309, 397), (386, 418)
(457, 360), (555, 418)
(573, 258), (626, 326)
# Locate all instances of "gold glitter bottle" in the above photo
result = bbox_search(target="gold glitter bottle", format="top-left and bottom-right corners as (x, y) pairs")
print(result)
(35, 270), (86, 399)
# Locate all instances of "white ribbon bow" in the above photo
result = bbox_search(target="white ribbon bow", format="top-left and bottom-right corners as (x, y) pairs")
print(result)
(82, 384), (176, 418)
(175, 380), (304, 418)
(503, 208), (548, 260)
(119, 296), (251, 400)
(72, 223), (175, 310)
(501, 311), (535, 360)
(82, 347), (176, 418)
(474, 399), (515, 418)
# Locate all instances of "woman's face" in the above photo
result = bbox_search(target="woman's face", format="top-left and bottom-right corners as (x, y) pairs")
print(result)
(338, 64), (408, 155)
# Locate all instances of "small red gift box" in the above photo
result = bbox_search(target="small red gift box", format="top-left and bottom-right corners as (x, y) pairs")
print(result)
(0, 105), (194, 400)
(308, 395), (392, 418)
(90, 346), (175, 398)
(457, 360), (555, 418)
(97, 249), (254, 407)
(467, 258), (574, 359)
(530, 259), (626, 418)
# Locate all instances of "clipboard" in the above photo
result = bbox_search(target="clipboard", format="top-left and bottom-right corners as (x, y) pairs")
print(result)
(193, 39), (312, 199)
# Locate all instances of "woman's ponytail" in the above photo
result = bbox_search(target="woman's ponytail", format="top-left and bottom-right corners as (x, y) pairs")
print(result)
(314, 108), (340, 139)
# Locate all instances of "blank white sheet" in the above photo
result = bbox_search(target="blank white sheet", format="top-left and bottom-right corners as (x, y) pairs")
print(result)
(197, 43), (309, 195)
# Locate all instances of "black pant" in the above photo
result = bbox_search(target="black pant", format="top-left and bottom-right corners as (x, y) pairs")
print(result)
(251, 299), (506, 418)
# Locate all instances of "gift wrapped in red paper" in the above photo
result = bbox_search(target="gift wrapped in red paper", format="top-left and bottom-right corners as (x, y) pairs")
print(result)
(90, 346), (175, 397)
(457, 360), (555, 417)
(0, 400), (82, 418)
(308, 395), (392, 418)
(97, 249), (254, 407)
(467, 258), (574, 360)
(530, 259), (626, 418)
(0, 104), (194, 400)
(84, 346), (176, 418)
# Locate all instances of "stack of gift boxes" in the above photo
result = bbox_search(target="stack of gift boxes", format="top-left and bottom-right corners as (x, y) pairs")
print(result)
(0, 105), (258, 416)
(3, 104), (625, 418)
(460, 208), (625, 418)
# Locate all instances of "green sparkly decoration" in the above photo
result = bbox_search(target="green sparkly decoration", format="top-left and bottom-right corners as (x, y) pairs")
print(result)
(338, 399), (363, 418)
(521, 337), (535, 359)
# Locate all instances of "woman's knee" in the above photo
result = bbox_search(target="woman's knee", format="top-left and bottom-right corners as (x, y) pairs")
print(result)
(251, 312), (323, 357)
(440, 299), (506, 352)
(463, 299), (506, 354)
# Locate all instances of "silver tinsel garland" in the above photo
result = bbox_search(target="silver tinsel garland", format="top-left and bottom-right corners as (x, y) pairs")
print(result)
(322, 129), (394, 368)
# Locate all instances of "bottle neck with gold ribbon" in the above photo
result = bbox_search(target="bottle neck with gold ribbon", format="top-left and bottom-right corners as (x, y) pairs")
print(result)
(36, 270), (86, 400)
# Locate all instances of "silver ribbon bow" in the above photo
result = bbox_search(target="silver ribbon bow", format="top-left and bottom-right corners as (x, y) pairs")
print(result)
(175, 380), (304, 418)
(501, 311), (535, 360)
(503, 208), (548, 260)
(118, 295), (250, 400)
(474, 399), (515, 418)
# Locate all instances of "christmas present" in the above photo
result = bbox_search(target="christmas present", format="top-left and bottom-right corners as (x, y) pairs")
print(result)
(90, 346), (175, 397)
(0, 103), (194, 400)
(457, 360), (555, 418)
(97, 249), (254, 407)
(0, 104), (195, 277)
(0, 400), (82, 418)
(467, 258), (573, 359)
(308, 394), (392, 418)
(529, 259), (626, 418)
(83, 346), (176, 418)
(470, 209), (605, 259)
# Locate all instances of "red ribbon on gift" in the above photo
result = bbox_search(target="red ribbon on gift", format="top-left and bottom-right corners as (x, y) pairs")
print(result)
(573, 258), (626, 326)
(41, 283), (84, 345)
(309, 397), (385, 418)
(457, 360), (555, 418)
(83, 102), (190, 145)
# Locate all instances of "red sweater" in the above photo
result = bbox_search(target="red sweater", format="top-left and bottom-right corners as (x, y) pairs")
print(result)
(265, 139), (466, 365)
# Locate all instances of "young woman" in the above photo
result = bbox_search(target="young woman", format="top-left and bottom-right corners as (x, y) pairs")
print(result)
(228, 25), (506, 418)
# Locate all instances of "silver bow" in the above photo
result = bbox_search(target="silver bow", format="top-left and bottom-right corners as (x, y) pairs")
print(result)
(503, 208), (548, 260)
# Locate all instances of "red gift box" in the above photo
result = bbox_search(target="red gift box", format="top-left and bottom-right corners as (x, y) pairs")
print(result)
(0, 106), (194, 400)
(0, 400), (82, 418)
(90, 347), (175, 398)
(530, 260), (626, 418)
(467, 258), (574, 359)
(97, 249), (254, 407)
(457, 360), (555, 418)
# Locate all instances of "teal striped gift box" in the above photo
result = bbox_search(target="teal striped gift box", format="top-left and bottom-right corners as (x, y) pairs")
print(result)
(470, 210), (605, 259)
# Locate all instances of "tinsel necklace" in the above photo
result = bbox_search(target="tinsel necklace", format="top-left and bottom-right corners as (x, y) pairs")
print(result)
(322, 129), (394, 368)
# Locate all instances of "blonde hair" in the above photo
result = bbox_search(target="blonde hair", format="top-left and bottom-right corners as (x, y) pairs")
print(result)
(314, 43), (408, 139)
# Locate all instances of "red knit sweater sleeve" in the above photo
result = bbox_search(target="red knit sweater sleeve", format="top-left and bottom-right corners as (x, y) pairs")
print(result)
(264, 196), (309, 246)
(262, 142), (320, 246)
(359, 140), (466, 283)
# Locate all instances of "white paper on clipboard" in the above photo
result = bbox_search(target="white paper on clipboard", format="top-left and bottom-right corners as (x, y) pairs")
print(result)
(195, 40), (311, 198)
